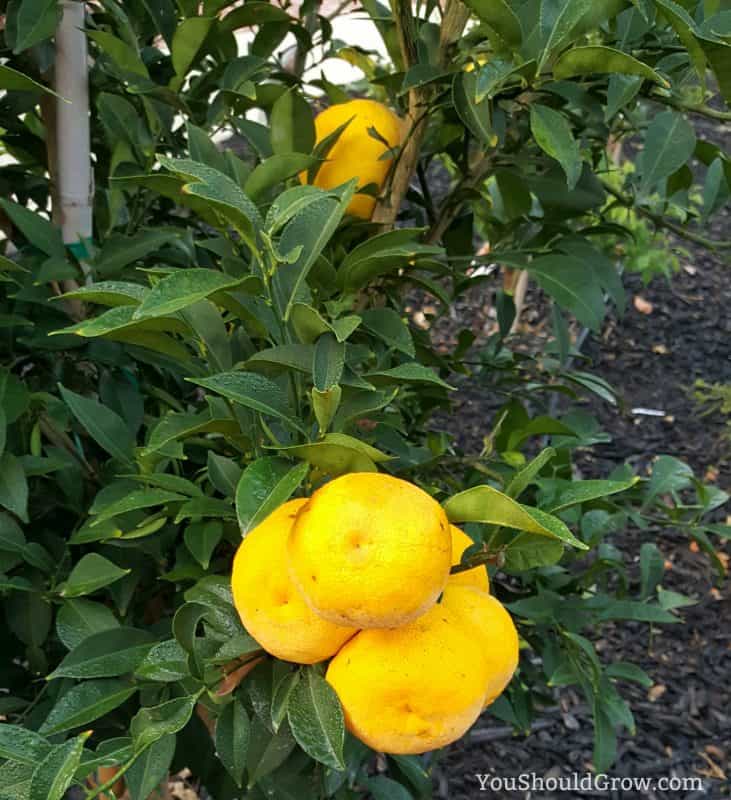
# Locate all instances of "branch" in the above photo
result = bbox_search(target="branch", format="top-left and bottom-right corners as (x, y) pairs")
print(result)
(648, 91), (731, 122)
(601, 181), (731, 252)
(372, 0), (470, 227)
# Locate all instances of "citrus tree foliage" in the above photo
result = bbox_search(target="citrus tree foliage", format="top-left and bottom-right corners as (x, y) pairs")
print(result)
(0, 0), (729, 798)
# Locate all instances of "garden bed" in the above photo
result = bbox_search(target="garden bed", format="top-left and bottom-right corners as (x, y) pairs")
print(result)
(434, 184), (730, 798)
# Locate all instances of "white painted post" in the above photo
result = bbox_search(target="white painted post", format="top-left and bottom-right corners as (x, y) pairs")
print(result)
(54, 0), (93, 274)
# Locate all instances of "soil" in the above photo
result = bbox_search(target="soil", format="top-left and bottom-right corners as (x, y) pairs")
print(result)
(430, 115), (731, 798)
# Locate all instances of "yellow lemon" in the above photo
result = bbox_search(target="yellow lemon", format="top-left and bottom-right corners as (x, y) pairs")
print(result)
(303, 98), (402, 219)
(326, 601), (490, 754)
(447, 525), (489, 592)
(441, 585), (519, 706)
(231, 499), (357, 664)
(287, 473), (451, 628)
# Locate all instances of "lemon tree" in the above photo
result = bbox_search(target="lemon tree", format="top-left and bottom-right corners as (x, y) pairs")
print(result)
(0, 0), (729, 798)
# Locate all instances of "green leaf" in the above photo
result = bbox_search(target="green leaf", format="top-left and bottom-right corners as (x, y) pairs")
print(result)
(548, 477), (638, 512)
(503, 532), (564, 570)
(215, 698), (251, 787)
(87, 30), (149, 77)
(159, 157), (262, 246)
(0, 453), (29, 522)
(640, 543), (664, 600)
(462, 0), (523, 46)
(270, 90), (316, 155)
(312, 386), (342, 435)
(697, 36), (731, 103)
(125, 735), (175, 800)
(597, 600), (678, 623)
(170, 16), (213, 85)
(0, 200), (64, 258)
(184, 520), (223, 568)
(135, 639), (189, 682)
(592, 701), (617, 773)
(553, 46), (669, 86)
(0, 63), (57, 94)
(61, 553), (131, 598)
(530, 104), (582, 190)
(287, 669), (345, 771)
(361, 308), (415, 356)
(444, 484), (587, 549)
(91, 489), (186, 526)
(29, 731), (90, 800)
(59, 385), (135, 465)
(366, 362), (454, 390)
(638, 111), (696, 195)
(539, 0), (595, 67)
(271, 434), (389, 476)
(58, 281), (146, 307)
(291, 303), (361, 344)
(56, 599), (120, 650)
(130, 695), (199, 751)
(505, 447), (556, 499)
(236, 457), (309, 534)
(366, 775), (414, 800)
(528, 255), (605, 330)
(245, 154), (318, 200)
(313, 334), (345, 392)
(190, 371), (304, 433)
(605, 662), (652, 687)
(133, 268), (243, 319)
(0, 511), (25, 553)
(40, 679), (137, 736)
(0, 726), (51, 765)
(48, 628), (155, 680)
(453, 71), (494, 147)
(274, 185), (357, 321)
(643, 455), (693, 507)
(8, 0), (58, 54)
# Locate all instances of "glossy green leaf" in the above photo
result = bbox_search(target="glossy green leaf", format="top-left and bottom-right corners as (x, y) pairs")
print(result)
(462, 0), (522, 46)
(215, 698), (251, 787)
(133, 268), (242, 319)
(170, 16), (213, 85)
(0, 199), (64, 258)
(553, 46), (669, 85)
(503, 532), (565, 570)
(236, 457), (309, 534)
(184, 520), (223, 568)
(361, 308), (415, 356)
(130, 694), (199, 750)
(313, 334), (345, 392)
(638, 111), (696, 195)
(0, 453), (28, 523)
(48, 627), (155, 680)
(134, 639), (189, 682)
(91, 488), (186, 526)
(125, 735), (176, 800)
(549, 477), (638, 512)
(0, 725), (51, 765)
(0, 63), (57, 94)
(59, 385), (135, 465)
(55, 599), (120, 651)
(270, 90), (315, 155)
(8, 0), (58, 53)
(530, 104), (582, 190)
(40, 679), (137, 736)
(61, 553), (131, 598)
(366, 363), (454, 390)
(29, 731), (90, 800)
(245, 154), (318, 200)
(528, 255), (605, 330)
(287, 669), (345, 770)
(271, 433), (389, 475)
(190, 371), (303, 432)
(444, 484), (587, 548)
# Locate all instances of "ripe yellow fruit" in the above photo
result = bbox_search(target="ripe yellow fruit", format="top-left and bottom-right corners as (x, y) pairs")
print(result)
(447, 525), (489, 592)
(441, 585), (519, 707)
(231, 499), (357, 664)
(303, 99), (402, 219)
(326, 601), (491, 754)
(288, 473), (451, 628)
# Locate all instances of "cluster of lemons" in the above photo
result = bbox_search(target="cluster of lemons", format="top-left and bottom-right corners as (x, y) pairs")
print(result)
(232, 473), (519, 755)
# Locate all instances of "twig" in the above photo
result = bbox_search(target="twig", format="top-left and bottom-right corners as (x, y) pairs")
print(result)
(647, 92), (731, 122)
(601, 181), (731, 252)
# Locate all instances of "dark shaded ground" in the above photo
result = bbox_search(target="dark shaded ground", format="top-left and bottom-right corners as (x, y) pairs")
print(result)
(431, 145), (731, 797)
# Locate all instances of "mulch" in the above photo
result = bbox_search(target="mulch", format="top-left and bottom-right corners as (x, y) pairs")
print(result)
(429, 121), (731, 798)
